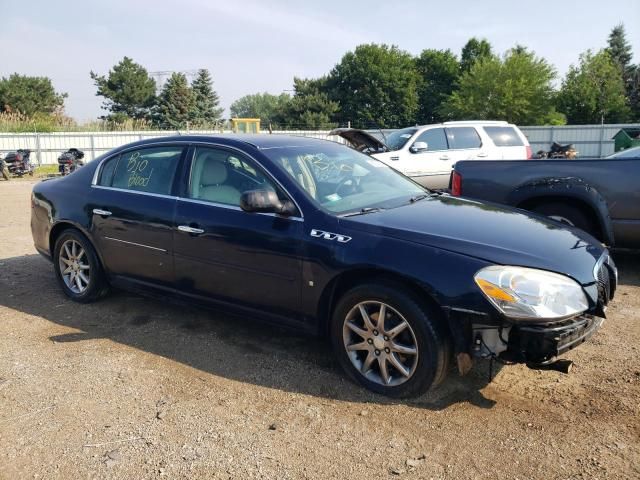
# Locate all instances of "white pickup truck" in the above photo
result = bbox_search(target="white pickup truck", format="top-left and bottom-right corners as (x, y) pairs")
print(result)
(332, 121), (532, 189)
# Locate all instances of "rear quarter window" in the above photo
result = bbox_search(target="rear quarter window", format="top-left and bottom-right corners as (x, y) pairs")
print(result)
(483, 126), (525, 147)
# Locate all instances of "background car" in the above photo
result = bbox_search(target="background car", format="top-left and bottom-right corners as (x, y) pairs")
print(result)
(332, 121), (532, 189)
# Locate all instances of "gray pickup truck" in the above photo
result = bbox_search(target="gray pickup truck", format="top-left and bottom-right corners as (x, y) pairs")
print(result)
(450, 157), (640, 248)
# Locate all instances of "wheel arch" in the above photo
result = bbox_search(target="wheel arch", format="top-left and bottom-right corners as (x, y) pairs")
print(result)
(509, 178), (614, 245)
(49, 221), (106, 271)
(316, 267), (446, 337)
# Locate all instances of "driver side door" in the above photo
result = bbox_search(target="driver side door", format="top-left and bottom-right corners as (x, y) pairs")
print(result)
(398, 128), (451, 189)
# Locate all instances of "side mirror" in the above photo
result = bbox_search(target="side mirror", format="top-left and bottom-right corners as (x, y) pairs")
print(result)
(240, 189), (297, 217)
(410, 141), (428, 153)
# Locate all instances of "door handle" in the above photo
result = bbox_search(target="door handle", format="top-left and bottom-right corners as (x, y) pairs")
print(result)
(92, 209), (112, 216)
(477, 152), (488, 158)
(439, 155), (450, 160)
(178, 225), (205, 235)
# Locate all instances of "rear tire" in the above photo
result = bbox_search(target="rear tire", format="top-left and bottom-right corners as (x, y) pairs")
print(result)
(331, 282), (450, 398)
(53, 229), (109, 303)
(532, 202), (599, 238)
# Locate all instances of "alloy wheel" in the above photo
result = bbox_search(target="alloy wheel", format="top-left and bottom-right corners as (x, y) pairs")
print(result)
(342, 301), (419, 387)
(58, 239), (91, 294)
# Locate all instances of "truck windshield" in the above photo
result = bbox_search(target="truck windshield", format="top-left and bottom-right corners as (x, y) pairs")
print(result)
(385, 127), (418, 151)
(263, 142), (425, 215)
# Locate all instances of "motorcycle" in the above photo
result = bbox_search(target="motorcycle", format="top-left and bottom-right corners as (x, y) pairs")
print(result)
(58, 148), (85, 176)
(3, 149), (35, 177)
(1, 156), (10, 181)
(536, 142), (578, 159)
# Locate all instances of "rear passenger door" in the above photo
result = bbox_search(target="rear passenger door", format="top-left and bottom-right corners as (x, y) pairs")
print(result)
(90, 145), (186, 286)
(445, 127), (487, 162)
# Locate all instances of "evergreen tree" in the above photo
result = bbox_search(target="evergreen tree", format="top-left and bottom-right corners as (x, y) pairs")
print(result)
(154, 73), (194, 129)
(90, 57), (156, 121)
(607, 23), (639, 121)
(607, 24), (633, 70)
(190, 69), (223, 126)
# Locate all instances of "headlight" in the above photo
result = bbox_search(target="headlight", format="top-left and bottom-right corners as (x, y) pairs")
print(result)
(474, 266), (588, 321)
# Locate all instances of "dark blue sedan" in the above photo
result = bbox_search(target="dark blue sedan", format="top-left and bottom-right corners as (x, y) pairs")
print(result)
(30, 135), (617, 397)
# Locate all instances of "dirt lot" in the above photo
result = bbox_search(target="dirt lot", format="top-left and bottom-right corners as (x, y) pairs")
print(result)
(0, 180), (638, 479)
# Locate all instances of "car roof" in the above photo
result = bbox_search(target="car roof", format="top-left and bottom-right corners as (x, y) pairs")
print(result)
(119, 134), (331, 151)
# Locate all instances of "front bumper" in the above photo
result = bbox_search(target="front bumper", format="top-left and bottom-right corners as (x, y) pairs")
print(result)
(502, 314), (604, 365)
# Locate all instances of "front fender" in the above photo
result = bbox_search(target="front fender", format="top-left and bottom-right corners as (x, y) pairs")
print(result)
(508, 177), (614, 245)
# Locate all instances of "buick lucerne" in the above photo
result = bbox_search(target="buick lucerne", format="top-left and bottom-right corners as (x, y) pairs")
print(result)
(31, 135), (617, 397)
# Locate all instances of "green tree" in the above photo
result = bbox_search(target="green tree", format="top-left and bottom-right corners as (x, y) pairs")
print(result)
(460, 38), (493, 73)
(90, 57), (156, 121)
(0, 74), (66, 116)
(441, 47), (562, 125)
(154, 72), (194, 129)
(328, 44), (419, 128)
(557, 49), (630, 124)
(415, 49), (460, 123)
(190, 69), (223, 126)
(606, 23), (639, 121)
(607, 23), (633, 70)
(229, 92), (291, 124)
(278, 77), (339, 129)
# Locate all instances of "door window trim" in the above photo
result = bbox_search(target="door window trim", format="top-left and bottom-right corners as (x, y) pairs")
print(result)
(445, 127), (484, 151)
(181, 142), (304, 220)
(410, 127), (449, 153)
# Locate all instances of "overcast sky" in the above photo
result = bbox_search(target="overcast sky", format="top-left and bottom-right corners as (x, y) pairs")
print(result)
(1, 0), (638, 121)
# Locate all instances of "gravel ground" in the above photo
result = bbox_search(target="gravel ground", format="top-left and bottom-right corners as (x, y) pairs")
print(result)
(0, 180), (638, 479)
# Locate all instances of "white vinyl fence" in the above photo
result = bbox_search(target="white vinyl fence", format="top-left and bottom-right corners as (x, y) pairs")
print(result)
(0, 130), (346, 165)
(0, 124), (638, 165)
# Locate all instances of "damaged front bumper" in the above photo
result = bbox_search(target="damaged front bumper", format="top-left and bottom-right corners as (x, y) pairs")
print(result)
(502, 314), (604, 366)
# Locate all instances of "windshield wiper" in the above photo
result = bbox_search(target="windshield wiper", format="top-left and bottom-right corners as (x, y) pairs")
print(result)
(341, 207), (384, 217)
(408, 194), (429, 203)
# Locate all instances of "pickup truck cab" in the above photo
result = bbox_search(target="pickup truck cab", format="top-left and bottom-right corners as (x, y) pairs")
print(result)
(451, 157), (640, 248)
(332, 121), (531, 189)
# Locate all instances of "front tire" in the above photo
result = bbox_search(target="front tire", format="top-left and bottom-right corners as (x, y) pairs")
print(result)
(331, 283), (450, 398)
(53, 229), (109, 303)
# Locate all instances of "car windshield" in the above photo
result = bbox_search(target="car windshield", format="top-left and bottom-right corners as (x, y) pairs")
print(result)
(384, 127), (418, 151)
(262, 142), (426, 215)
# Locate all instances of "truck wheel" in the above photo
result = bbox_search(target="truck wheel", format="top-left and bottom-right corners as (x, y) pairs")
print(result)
(53, 229), (109, 303)
(532, 202), (598, 238)
(331, 282), (450, 398)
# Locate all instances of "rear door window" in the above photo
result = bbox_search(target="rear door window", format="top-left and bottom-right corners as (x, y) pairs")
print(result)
(483, 126), (525, 146)
(446, 127), (482, 149)
(109, 146), (183, 195)
(414, 128), (448, 151)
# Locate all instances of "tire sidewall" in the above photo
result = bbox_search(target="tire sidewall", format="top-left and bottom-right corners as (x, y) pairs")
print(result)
(53, 229), (105, 303)
(331, 283), (446, 398)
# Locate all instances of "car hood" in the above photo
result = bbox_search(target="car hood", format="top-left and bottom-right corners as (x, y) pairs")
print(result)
(329, 128), (389, 153)
(339, 195), (605, 285)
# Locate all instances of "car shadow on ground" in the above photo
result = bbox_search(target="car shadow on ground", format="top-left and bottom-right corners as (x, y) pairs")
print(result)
(10, 252), (637, 411)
